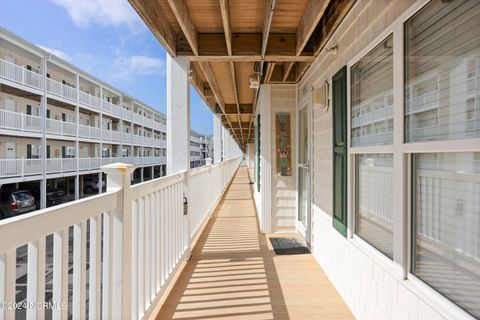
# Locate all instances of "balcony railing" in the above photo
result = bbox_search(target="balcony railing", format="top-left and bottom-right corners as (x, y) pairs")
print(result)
(102, 100), (122, 117)
(46, 118), (76, 136)
(0, 156), (168, 178)
(46, 78), (76, 101)
(352, 105), (393, 128)
(0, 157), (241, 319)
(79, 91), (101, 110)
(352, 131), (393, 146)
(0, 109), (42, 133)
(78, 124), (101, 140)
(406, 91), (439, 114)
(0, 58), (43, 90)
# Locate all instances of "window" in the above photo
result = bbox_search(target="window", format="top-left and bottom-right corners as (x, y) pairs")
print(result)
(355, 154), (394, 258)
(405, 1), (480, 318)
(27, 144), (41, 159)
(351, 34), (394, 147)
(412, 152), (480, 318)
(405, 0), (480, 142)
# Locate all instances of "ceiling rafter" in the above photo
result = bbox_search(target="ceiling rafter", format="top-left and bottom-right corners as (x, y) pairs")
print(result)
(167, 0), (199, 55)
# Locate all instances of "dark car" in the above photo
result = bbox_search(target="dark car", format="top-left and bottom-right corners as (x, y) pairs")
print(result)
(31, 187), (66, 209)
(0, 190), (36, 219)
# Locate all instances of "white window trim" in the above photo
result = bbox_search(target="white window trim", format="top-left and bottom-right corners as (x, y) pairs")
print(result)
(343, 0), (480, 319)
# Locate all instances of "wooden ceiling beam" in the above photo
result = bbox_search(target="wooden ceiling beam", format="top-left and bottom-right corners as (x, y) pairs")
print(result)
(219, 0), (232, 56)
(188, 55), (314, 62)
(216, 104), (253, 114)
(229, 61), (243, 142)
(296, 0), (331, 55)
(264, 62), (275, 84)
(128, 0), (177, 56)
(167, 0), (198, 55)
(282, 61), (295, 82)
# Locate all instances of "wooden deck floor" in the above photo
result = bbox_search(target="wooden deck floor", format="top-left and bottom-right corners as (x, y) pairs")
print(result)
(155, 166), (354, 320)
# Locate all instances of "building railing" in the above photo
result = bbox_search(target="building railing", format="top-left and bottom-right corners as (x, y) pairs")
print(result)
(352, 131), (393, 146)
(0, 156), (169, 178)
(78, 124), (101, 140)
(102, 100), (122, 117)
(0, 157), (241, 319)
(79, 91), (101, 110)
(46, 78), (77, 101)
(46, 118), (76, 136)
(352, 105), (393, 128)
(0, 109), (42, 133)
(0, 58), (43, 90)
(406, 91), (439, 114)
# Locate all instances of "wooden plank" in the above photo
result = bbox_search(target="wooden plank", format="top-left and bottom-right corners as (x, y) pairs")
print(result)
(129, 0), (177, 56)
(262, 0), (276, 58)
(229, 61), (244, 141)
(296, 0), (331, 55)
(167, 0), (199, 55)
(188, 54), (314, 62)
(283, 61), (295, 81)
(217, 104), (253, 114)
(264, 62), (276, 84)
(219, 0), (232, 55)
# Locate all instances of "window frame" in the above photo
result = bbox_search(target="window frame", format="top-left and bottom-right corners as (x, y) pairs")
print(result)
(342, 0), (480, 318)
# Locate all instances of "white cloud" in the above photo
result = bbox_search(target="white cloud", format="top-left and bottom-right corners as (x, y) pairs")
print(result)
(50, 0), (140, 29)
(110, 55), (165, 81)
(36, 44), (70, 61)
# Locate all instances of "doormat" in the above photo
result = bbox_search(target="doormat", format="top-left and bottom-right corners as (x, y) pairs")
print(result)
(269, 237), (310, 255)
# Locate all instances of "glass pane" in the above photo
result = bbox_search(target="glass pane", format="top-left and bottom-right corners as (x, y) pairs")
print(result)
(299, 107), (308, 164)
(355, 154), (394, 258)
(405, 0), (480, 142)
(298, 166), (309, 226)
(351, 35), (393, 147)
(412, 152), (480, 318)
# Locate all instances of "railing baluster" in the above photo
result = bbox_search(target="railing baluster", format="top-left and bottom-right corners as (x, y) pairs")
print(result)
(160, 189), (165, 287)
(144, 194), (151, 307)
(131, 201), (138, 319)
(2, 249), (16, 320)
(138, 197), (145, 316)
(101, 213), (110, 320)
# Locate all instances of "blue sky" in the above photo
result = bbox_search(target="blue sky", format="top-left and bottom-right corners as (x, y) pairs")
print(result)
(0, 0), (213, 134)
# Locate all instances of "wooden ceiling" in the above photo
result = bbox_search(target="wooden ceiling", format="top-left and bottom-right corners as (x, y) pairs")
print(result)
(129, 0), (355, 149)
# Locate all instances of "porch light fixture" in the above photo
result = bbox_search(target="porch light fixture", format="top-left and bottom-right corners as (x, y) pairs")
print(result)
(326, 45), (338, 56)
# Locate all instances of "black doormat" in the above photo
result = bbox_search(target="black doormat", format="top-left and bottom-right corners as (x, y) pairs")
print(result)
(269, 237), (310, 255)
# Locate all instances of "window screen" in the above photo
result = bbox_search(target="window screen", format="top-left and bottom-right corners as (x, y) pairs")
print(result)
(355, 154), (394, 258)
(405, 0), (480, 142)
(351, 34), (394, 147)
(412, 152), (480, 318)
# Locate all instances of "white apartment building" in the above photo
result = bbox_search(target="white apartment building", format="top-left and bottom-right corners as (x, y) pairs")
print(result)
(0, 28), (213, 210)
(189, 129), (212, 168)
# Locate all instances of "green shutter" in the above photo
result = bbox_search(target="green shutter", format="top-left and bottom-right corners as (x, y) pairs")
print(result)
(26, 105), (32, 115)
(62, 146), (66, 158)
(62, 113), (66, 122)
(332, 66), (348, 237)
(46, 109), (50, 119)
(46, 145), (51, 159)
(27, 144), (32, 159)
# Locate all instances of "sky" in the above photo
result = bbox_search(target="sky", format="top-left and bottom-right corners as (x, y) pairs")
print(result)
(0, 0), (213, 134)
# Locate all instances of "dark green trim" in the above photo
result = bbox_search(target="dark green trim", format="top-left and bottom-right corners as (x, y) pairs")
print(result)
(332, 65), (348, 237)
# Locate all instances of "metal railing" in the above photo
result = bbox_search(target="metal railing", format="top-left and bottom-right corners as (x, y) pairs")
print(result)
(0, 109), (42, 133)
(46, 118), (76, 136)
(0, 157), (241, 319)
(46, 78), (76, 101)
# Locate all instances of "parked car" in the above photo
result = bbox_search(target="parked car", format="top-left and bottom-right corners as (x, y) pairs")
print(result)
(0, 190), (36, 219)
(83, 176), (105, 194)
(31, 187), (66, 209)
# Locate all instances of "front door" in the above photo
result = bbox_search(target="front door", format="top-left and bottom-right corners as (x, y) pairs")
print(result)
(5, 142), (16, 159)
(297, 92), (312, 243)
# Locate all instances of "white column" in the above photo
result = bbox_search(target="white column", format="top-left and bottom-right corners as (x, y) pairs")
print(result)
(75, 74), (80, 200)
(40, 57), (48, 209)
(166, 56), (190, 174)
(213, 114), (222, 163)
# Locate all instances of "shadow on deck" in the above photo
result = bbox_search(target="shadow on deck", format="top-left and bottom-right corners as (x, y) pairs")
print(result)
(155, 167), (354, 320)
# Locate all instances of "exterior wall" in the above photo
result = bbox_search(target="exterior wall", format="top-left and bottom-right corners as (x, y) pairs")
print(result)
(0, 93), (40, 114)
(271, 85), (296, 233)
(0, 136), (41, 158)
(297, 1), (476, 320)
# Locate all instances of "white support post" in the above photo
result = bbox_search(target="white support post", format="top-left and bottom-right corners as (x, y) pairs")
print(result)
(166, 56), (190, 174)
(213, 114), (222, 163)
(75, 74), (80, 200)
(101, 162), (136, 319)
(40, 57), (47, 209)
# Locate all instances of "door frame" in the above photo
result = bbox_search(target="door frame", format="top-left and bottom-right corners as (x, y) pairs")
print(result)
(296, 89), (313, 244)
(5, 141), (16, 159)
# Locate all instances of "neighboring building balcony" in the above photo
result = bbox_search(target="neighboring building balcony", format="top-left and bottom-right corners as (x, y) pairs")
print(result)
(132, 112), (143, 124)
(101, 129), (122, 143)
(102, 100), (122, 118)
(352, 105), (393, 128)
(78, 124), (101, 140)
(122, 132), (132, 143)
(0, 108), (42, 133)
(411, 125), (438, 140)
(406, 90), (439, 114)
(79, 90), (101, 110)
(46, 118), (76, 137)
(46, 78), (77, 102)
(352, 131), (393, 146)
(0, 156), (168, 179)
(0, 58), (43, 91)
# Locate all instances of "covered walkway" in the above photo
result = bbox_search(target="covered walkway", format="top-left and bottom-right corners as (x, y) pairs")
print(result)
(155, 166), (353, 319)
